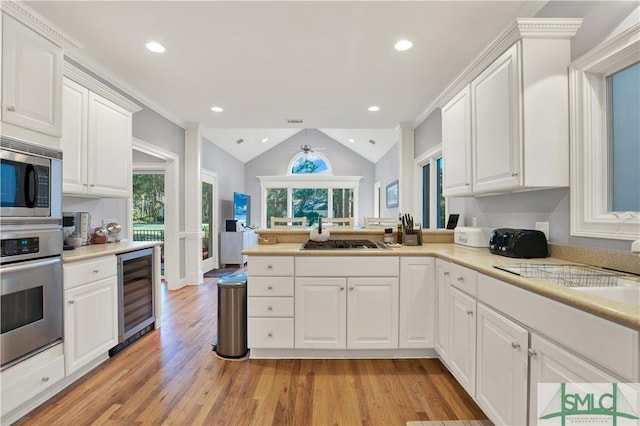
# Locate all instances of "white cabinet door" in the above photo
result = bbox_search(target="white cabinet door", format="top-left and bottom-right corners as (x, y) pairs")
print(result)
(529, 334), (617, 426)
(1, 15), (62, 137)
(295, 277), (347, 349)
(449, 286), (476, 397)
(60, 78), (88, 194)
(471, 42), (521, 193)
(347, 277), (399, 350)
(442, 86), (472, 196)
(476, 303), (528, 426)
(434, 259), (450, 362)
(87, 92), (131, 197)
(64, 276), (118, 375)
(399, 257), (434, 349)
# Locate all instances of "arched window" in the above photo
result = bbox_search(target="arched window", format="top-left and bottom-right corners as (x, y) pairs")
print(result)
(287, 151), (332, 175)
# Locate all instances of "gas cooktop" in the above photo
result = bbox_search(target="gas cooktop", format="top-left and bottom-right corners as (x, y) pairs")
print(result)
(300, 239), (387, 250)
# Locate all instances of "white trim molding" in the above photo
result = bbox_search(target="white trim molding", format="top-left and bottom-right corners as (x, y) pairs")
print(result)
(570, 23), (640, 241)
(0, 0), (83, 50)
(64, 61), (142, 113)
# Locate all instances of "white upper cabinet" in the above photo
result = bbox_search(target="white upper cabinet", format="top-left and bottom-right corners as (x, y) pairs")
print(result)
(442, 86), (472, 196)
(60, 77), (133, 198)
(441, 19), (582, 196)
(471, 43), (521, 193)
(1, 14), (63, 138)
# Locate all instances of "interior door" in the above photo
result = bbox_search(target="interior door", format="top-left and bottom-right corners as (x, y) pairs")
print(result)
(201, 170), (218, 272)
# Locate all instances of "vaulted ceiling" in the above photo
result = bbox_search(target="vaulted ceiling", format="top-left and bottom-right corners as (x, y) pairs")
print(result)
(27, 1), (545, 162)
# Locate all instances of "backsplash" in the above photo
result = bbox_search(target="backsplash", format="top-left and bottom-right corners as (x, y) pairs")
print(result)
(62, 196), (128, 237)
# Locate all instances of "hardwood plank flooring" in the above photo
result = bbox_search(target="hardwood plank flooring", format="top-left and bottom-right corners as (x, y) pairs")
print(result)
(16, 276), (488, 426)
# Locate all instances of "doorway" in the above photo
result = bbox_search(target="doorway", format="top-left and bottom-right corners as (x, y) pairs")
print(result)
(201, 169), (219, 273)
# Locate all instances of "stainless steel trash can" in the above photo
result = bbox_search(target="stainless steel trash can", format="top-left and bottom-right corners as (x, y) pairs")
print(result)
(216, 273), (248, 358)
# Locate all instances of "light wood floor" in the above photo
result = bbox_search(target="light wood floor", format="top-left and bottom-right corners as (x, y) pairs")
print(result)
(17, 275), (488, 426)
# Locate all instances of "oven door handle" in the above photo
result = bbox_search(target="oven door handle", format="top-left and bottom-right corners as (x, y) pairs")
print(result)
(24, 163), (38, 208)
(1, 257), (60, 274)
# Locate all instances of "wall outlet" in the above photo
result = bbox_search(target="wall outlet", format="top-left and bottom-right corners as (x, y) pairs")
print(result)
(535, 222), (550, 240)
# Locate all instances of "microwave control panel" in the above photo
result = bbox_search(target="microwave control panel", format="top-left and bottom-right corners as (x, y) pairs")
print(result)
(1, 237), (39, 257)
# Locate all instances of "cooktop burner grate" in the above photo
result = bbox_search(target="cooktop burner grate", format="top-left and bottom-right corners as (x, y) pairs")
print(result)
(301, 239), (383, 250)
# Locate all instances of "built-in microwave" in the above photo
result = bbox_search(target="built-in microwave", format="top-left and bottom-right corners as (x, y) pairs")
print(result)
(0, 136), (62, 218)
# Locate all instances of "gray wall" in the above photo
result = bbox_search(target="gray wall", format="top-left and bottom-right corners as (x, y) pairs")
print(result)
(202, 138), (246, 232)
(245, 129), (375, 228)
(413, 2), (637, 252)
(374, 143), (400, 218)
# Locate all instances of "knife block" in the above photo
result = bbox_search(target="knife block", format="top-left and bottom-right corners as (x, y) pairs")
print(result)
(403, 231), (422, 246)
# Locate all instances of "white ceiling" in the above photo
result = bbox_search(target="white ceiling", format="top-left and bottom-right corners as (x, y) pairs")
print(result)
(27, 1), (545, 163)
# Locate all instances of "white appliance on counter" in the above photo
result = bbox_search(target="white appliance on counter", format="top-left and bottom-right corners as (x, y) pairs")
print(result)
(454, 226), (492, 248)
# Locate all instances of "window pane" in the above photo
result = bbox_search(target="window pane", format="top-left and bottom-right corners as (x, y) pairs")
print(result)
(292, 188), (328, 226)
(608, 61), (640, 212)
(266, 188), (288, 228)
(332, 189), (354, 218)
(423, 164), (430, 228)
(437, 157), (445, 228)
(291, 154), (329, 174)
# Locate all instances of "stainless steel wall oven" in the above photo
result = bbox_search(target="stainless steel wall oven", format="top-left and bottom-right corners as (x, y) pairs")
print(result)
(1, 137), (63, 369)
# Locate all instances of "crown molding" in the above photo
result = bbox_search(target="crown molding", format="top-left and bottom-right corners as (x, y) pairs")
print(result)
(63, 61), (142, 113)
(0, 1), (83, 50)
(412, 16), (583, 128)
(63, 50), (188, 129)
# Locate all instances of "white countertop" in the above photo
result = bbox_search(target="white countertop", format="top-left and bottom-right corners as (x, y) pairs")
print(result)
(63, 240), (161, 263)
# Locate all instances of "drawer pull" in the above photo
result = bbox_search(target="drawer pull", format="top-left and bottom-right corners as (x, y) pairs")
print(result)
(511, 342), (521, 350)
(349, 286), (354, 291)
(93, 269), (99, 273)
(68, 300), (75, 304)
(528, 349), (537, 358)
(340, 286), (345, 291)
(41, 376), (50, 382)
(466, 310), (473, 316)
(267, 306), (273, 311)
(267, 332), (273, 338)
(267, 264), (273, 270)
(267, 285), (273, 290)
(444, 271), (450, 276)
(512, 172), (519, 177)
(7, 105), (16, 112)
(457, 277), (464, 282)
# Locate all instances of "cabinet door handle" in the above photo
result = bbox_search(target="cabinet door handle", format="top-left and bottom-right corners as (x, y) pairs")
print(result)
(466, 310), (473, 316)
(465, 183), (470, 186)
(267, 306), (273, 311)
(93, 269), (99, 273)
(267, 264), (273, 269)
(444, 271), (450, 276)
(512, 172), (519, 177)
(340, 286), (345, 291)
(528, 348), (537, 358)
(267, 332), (273, 338)
(41, 376), (50, 382)
(68, 300), (75, 304)
(7, 105), (16, 112)
(349, 286), (354, 291)
(457, 277), (464, 282)
(267, 285), (273, 290)
(511, 342), (521, 350)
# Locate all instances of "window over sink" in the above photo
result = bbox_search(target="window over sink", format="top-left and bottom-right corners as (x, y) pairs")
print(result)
(570, 23), (640, 241)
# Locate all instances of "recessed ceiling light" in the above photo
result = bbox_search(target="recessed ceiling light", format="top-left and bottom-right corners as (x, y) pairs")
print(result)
(368, 105), (380, 112)
(145, 41), (166, 53)
(348, 138), (355, 144)
(262, 138), (269, 143)
(394, 40), (413, 51)
(211, 106), (224, 112)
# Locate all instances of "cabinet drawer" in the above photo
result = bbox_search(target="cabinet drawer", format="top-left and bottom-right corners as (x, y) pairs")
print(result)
(247, 277), (294, 297)
(450, 263), (478, 296)
(248, 297), (294, 317)
(248, 318), (294, 348)
(64, 256), (117, 289)
(296, 256), (399, 277)
(248, 256), (294, 276)
(1, 347), (64, 414)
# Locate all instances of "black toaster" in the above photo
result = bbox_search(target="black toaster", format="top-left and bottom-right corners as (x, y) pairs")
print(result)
(489, 228), (549, 258)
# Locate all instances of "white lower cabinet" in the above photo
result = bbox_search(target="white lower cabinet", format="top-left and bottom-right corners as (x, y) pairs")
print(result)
(399, 257), (435, 349)
(295, 276), (399, 350)
(475, 303), (528, 426)
(528, 333), (616, 426)
(63, 256), (118, 375)
(448, 286), (477, 397)
(434, 259), (451, 362)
